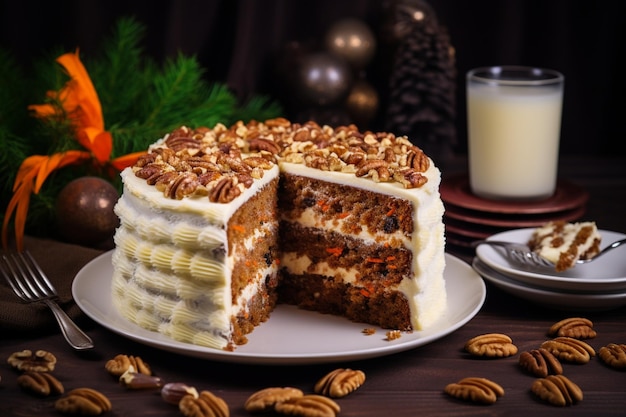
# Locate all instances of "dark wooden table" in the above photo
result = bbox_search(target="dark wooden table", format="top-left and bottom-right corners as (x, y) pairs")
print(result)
(2, 156), (625, 417)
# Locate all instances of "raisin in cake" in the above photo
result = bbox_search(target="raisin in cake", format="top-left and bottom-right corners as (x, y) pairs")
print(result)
(528, 221), (601, 272)
(111, 118), (447, 350)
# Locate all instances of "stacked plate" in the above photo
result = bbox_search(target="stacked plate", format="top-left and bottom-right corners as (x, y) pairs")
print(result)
(440, 174), (589, 249)
(472, 228), (626, 311)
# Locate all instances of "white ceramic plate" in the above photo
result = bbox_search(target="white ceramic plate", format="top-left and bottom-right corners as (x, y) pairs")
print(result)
(72, 252), (485, 365)
(473, 258), (626, 311)
(475, 228), (626, 292)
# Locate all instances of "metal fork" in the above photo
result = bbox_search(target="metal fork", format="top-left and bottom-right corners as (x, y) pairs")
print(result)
(472, 238), (626, 269)
(0, 251), (94, 350)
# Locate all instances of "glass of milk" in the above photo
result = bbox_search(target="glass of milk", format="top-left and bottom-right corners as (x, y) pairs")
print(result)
(467, 66), (564, 200)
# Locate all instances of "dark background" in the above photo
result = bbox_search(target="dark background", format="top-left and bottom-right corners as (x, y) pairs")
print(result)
(2, 0), (625, 157)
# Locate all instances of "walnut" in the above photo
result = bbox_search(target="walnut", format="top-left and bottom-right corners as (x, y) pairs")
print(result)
(274, 394), (340, 417)
(598, 343), (626, 370)
(519, 348), (563, 377)
(540, 337), (596, 364)
(548, 317), (597, 339)
(17, 371), (64, 396)
(7, 349), (57, 372)
(314, 368), (366, 398)
(55, 388), (112, 416)
(531, 375), (583, 406)
(444, 377), (504, 405)
(162, 382), (199, 405)
(244, 387), (304, 413)
(362, 328), (376, 335)
(105, 354), (151, 377)
(464, 333), (518, 358)
(179, 390), (229, 417)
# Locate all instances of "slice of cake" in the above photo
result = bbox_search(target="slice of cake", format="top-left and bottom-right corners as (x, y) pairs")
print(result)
(527, 221), (601, 272)
(111, 118), (447, 350)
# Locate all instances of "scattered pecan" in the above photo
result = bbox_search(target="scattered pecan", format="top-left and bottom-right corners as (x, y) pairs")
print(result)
(17, 371), (64, 396)
(548, 317), (597, 339)
(540, 337), (596, 364)
(209, 176), (242, 203)
(55, 388), (112, 416)
(249, 137), (281, 154)
(179, 390), (229, 417)
(119, 369), (163, 389)
(314, 368), (366, 398)
(105, 354), (151, 377)
(519, 348), (563, 377)
(355, 160), (390, 181)
(274, 394), (340, 417)
(531, 375), (583, 406)
(465, 333), (518, 358)
(406, 148), (430, 172)
(444, 377), (504, 405)
(7, 349), (57, 372)
(598, 343), (626, 370)
(162, 382), (199, 405)
(386, 330), (402, 341)
(362, 328), (376, 335)
(244, 387), (304, 413)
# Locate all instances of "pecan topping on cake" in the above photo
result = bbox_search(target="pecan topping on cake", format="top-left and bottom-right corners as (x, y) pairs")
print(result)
(133, 119), (433, 201)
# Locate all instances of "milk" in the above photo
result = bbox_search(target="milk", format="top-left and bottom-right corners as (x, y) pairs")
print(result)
(467, 69), (563, 200)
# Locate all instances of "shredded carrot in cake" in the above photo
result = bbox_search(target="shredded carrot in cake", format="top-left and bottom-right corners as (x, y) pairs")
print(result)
(326, 247), (343, 257)
(231, 224), (246, 233)
(337, 212), (351, 219)
(386, 207), (396, 216)
(366, 257), (384, 263)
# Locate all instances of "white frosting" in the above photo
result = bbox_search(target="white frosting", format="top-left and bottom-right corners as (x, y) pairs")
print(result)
(112, 165), (280, 350)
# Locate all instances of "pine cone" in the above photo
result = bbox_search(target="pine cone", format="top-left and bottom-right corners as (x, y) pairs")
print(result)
(383, 0), (457, 157)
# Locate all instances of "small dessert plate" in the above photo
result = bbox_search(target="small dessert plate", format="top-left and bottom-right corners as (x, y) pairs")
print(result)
(473, 258), (626, 311)
(475, 228), (626, 292)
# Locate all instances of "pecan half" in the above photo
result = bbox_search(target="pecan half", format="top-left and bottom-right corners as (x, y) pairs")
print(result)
(548, 317), (597, 339)
(598, 343), (626, 370)
(119, 369), (163, 389)
(519, 348), (563, 377)
(161, 382), (199, 405)
(314, 368), (366, 398)
(7, 349), (56, 372)
(105, 354), (151, 376)
(274, 394), (340, 417)
(531, 375), (583, 406)
(179, 390), (229, 417)
(17, 371), (64, 396)
(210, 177), (242, 203)
(444, 377), (504, 405)
(244, 387), (304, 413)
(540, 337), (596, 364)
(465, 333), (518, 358)
(55, 388), (112, 416)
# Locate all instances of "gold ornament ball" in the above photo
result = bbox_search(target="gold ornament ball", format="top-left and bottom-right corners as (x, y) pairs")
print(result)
(55, 177), (120, 247)
(325, 18), (377, 69)
(346, 79), (379, 127)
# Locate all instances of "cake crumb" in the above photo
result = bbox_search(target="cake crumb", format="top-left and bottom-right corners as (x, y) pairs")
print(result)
(386, 330), (402, 341)
(362, 328), (376, 336)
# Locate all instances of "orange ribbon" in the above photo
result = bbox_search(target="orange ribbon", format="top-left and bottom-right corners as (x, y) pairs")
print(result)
(2, 51), (143, 250)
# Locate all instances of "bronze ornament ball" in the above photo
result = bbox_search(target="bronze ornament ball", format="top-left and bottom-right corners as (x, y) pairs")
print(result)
(55, 176), (120, 247)
(345, 79), (380, 127)
(325, 18), (377, 70)
(297, 52), (353, 107)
